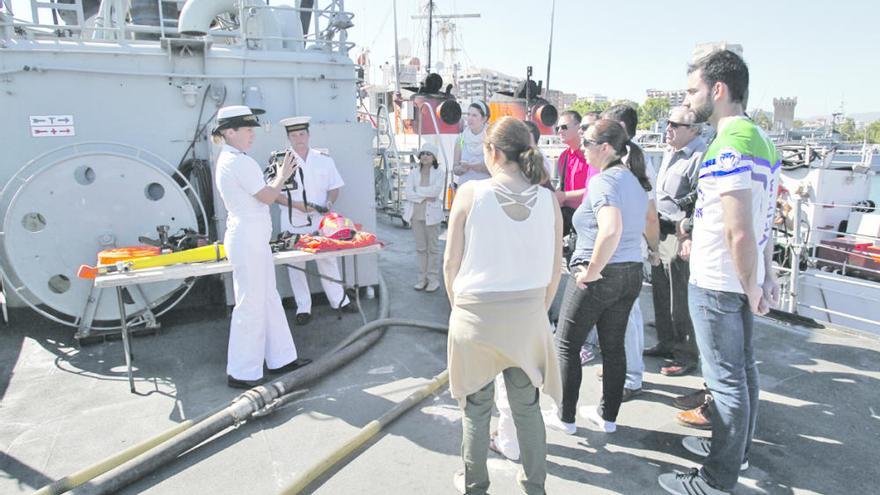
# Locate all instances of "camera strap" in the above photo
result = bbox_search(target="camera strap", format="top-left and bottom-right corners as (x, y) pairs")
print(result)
(286, 189), (293, 225)
(299, 166), (311, 227)
(288, 165), (314, 229)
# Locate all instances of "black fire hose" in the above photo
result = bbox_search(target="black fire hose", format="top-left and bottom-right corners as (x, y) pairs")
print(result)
(35, 274), (447, 495)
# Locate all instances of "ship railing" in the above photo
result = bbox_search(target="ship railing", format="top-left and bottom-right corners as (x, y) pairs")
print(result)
(1, 0), (355, 54)
(372, 104), (407, 220)
(413, 101), (453, 212)
(777, 195), (880, 328)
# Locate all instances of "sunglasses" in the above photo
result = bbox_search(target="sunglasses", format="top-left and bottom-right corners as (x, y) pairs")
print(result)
(667, 121), (692, 129)
(418, 151), (434, 157)
(555, 124), (569, 132)
(579, 123), (591, 132)
(582, 138), (598, 147)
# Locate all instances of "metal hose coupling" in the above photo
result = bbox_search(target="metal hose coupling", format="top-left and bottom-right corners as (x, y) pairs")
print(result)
(229, 388), (270, 426)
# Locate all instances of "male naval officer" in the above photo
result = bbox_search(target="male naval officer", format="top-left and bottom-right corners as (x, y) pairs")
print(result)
(277, 116), (356, 325)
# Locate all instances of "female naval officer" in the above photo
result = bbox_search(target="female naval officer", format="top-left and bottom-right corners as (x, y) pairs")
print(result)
(213, 105), (311, 389)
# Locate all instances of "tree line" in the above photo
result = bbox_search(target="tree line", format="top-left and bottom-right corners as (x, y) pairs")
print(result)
(568, 97), (671, 132)
(566, 97), (880, 144)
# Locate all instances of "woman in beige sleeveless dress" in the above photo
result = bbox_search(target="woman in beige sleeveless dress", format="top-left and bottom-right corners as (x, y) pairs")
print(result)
(444, 117), (563, 495)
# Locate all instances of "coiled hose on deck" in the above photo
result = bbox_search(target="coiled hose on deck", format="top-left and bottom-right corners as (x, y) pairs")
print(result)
(34, 274), (449, 495)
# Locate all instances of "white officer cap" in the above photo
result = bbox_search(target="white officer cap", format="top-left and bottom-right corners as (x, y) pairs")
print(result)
(280, 116), (311, 133)
(212, 105), (260, 135)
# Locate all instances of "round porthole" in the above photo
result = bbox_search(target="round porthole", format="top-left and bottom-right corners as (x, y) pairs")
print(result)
(74, 166), (96, 185)
(22, 212), (47, 232)
(145, 182), (165, 201)
(48, 274), (71, 294)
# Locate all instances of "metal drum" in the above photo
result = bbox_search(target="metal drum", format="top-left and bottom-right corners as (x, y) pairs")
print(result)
(0, 142), (208, 330)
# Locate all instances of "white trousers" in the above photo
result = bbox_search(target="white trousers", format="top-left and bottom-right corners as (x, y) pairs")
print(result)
(624, 301), (645, 389)
(286, 257), (349, 314)
(225, 217), (298, 381)
(493, 374), (521, 461)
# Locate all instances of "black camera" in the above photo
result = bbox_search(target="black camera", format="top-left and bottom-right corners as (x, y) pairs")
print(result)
(265, 149), (298, 191)
(673, 190), (698, 216)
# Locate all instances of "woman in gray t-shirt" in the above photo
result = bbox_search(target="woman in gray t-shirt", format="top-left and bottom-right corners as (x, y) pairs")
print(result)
(548, 119), (652, 434)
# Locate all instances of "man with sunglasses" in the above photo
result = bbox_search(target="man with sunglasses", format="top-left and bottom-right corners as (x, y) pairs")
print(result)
(645, 107), (706, 381)
(578, 111), (600, 138)
(555, 110), (599, 241)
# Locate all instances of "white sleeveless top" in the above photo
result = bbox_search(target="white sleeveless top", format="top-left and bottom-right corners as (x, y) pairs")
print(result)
(452, 179), (555, 295)
(456, 126), (490, 185)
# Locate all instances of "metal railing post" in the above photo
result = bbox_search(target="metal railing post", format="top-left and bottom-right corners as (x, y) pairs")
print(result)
(788, 195), (803, 313)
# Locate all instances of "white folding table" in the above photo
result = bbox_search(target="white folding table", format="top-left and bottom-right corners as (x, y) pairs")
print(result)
(92, 244), (381, 393)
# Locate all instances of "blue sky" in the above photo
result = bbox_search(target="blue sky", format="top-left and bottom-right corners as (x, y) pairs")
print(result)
(343, 0), (879, 118)
(8, 0), (877, 117)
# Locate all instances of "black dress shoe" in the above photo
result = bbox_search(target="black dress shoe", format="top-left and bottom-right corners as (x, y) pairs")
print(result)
(643, 344), (675, 359)
(295, 313), (311, 325)
(227, 375), (264, 389)
(338, 302), (358, 313)
(267, 358), (313, 375)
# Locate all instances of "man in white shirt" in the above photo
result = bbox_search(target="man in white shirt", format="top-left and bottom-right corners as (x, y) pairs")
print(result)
(277, 116), (354, 325)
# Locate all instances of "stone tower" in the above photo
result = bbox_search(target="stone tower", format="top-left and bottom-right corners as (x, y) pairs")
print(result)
(692, 42), (744, 62)
(773, 97), (797, 132)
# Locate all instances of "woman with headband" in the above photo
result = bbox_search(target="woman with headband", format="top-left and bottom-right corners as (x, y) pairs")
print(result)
(452, 101), (491, 188)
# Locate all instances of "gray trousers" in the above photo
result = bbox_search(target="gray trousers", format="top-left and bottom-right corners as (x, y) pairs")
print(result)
(462, 367), (546, 495)
(651, 234), (698, 364)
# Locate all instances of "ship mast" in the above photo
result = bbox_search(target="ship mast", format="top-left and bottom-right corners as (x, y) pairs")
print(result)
(427, 0), (433, 73)
(545, 0), (556, 97)
(412, 3), (479, 84)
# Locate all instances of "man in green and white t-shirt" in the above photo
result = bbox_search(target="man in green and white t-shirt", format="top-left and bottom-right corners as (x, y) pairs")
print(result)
(690, 117), (779, 294)
(658, 50), (780, 495)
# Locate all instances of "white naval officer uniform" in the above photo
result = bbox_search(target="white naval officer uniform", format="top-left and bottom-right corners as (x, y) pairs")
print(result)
(215, 144), (299, 380)
(280, 147), (350, 314)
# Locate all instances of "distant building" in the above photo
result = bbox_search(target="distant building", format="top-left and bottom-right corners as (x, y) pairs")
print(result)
(456, 68), (521, 102)
(582, 93), (609, 104)
(545, 89), (578, 109)
(380, 60), (421, 87)
(692, 41), (744, 62)
(773, 97), (797, 132)
(646, 88), (686, 107)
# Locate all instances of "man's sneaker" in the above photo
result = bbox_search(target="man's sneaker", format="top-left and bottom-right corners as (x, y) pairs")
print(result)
(682, 436), (749, 471)
(579, 405), (616, 433)
(542, 409), (576, 435)
(673, 388), (710, 410)
(579, 346), (596, 365)
(658, 468), (730, 495)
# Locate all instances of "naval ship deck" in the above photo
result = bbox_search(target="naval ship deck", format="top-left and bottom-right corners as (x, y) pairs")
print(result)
(1, 216), (878, 494)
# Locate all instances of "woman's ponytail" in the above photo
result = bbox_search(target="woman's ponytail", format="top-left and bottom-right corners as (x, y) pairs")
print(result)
(624, 140), (651, 192)
(518, 147), (548, 185)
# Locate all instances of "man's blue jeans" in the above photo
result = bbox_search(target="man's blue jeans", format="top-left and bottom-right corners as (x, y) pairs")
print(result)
(688, 284), (759, 491)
